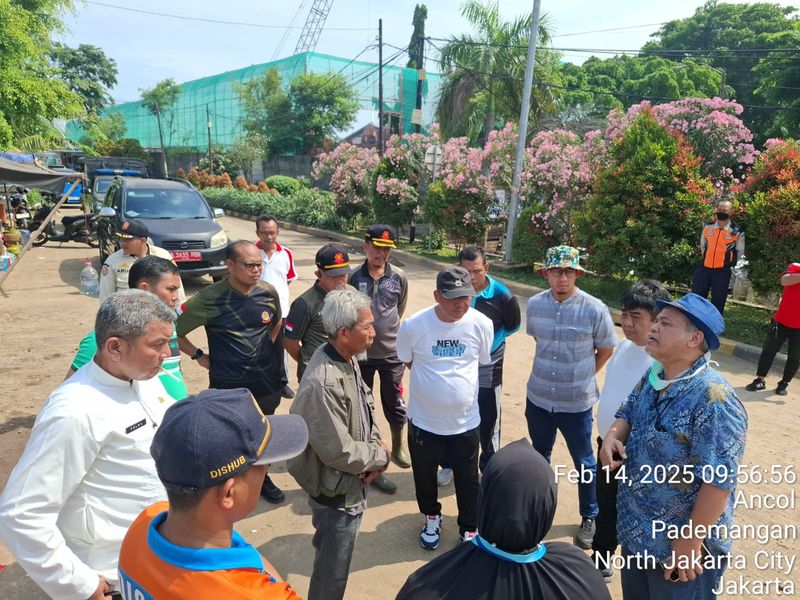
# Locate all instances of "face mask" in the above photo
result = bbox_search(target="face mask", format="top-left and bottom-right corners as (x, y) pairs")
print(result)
(648, 359), (709, 391)
(715, 212), (730, 221)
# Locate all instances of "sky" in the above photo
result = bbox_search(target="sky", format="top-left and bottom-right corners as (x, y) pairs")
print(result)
(60, 0), (800, 104)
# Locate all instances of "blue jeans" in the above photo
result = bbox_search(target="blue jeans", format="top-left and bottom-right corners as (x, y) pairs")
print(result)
(525, 401), (598, 518)
(620, 547), (728, 600)
(308, 504), (362, 600)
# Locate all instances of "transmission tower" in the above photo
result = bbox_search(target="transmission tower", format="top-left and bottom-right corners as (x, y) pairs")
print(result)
(294, 0), (334, 54)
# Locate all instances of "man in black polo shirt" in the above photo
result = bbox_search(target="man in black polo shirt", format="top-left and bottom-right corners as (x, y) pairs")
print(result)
(349, 225), (410, 470)
(284, 243), (351, 381)
(176, 240), (287, 503)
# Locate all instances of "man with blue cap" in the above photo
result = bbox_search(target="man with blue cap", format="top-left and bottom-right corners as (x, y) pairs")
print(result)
(600, 293), (748, 600)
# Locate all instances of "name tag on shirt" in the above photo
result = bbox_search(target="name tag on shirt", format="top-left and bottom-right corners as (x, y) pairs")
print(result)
(125, 419), (147, 434)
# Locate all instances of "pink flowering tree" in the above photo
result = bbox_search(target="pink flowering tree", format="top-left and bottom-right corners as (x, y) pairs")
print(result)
(371, 132), (436, 228)
(606, 98), (756, 186)
(312, 143), (380, 225)
(424, 135), (495, 244)
(512, 129), (606, 263)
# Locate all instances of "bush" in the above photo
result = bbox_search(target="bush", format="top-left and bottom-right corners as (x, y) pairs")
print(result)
(425, 180), (493, 246)
(200, 187), (344, 231)
(265, 175), (302, 196)
(575, 109), (714, 284)
(512, 205), (551, 266)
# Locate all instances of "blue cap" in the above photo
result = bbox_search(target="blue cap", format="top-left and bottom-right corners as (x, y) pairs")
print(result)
(655, 293), (725, 351)
(151, 388), (308, 493)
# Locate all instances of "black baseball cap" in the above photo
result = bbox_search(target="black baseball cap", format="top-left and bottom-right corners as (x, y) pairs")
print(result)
(365, 224), (397, 248)
(437, 266), (475, 299)
(116, 219), (149, 239)
(151, 388), (309, 493)
(315, 243), (351, 277)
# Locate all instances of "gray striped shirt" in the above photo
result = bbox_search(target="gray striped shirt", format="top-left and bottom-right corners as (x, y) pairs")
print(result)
(526, 288), (617, 413)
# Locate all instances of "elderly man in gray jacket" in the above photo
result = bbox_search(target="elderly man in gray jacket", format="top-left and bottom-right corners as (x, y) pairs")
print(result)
(288, 287), (390, 600)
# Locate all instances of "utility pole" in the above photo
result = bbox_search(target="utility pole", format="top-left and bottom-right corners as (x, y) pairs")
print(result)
(503, 0), (542, 264)
(206, 105), (214, 174)
(719, 67), (727, 99)
(378, 18), (384, 156)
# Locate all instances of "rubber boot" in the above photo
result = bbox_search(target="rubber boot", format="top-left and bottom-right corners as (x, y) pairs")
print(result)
(372, 474), (397, 494)
(391, 424), (411, 469)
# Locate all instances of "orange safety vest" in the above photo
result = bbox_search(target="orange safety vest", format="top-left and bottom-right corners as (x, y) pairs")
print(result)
(702, 223), (741, 269)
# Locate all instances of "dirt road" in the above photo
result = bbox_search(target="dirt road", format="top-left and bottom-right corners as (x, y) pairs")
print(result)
(0, 214), (797, 599)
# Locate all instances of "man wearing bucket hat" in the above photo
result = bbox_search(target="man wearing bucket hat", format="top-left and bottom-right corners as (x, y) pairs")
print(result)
(600, 293), (747, 599)
(526, 245), (617, 550)
(118, 388), (308, 599)
(99, 218), (185, 303)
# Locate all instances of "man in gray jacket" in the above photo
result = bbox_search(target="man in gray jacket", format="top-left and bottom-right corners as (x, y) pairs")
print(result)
(288, 287), (390, 600)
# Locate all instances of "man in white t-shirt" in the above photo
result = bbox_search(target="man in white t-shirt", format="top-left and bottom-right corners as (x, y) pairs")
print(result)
(397, 266), (493, 551)
(593, 280), (671, 582)
(256, 214), (298, 399)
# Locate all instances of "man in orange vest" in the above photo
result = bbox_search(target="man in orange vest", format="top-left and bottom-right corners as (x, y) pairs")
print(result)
(691, 200), (745, 315)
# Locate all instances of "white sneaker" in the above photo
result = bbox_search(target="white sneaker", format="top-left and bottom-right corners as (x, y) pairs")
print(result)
(420, 514), (442, 550)
(437, 467), (453, 486)
(459, 530), (477, 543)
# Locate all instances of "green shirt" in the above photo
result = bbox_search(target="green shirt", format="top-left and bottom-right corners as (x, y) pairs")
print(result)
(71, 326), (188, 401)
(284, 281), (329, 381)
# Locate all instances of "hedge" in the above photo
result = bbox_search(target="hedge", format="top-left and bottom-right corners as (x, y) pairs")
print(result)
(201, 187), (345, 231)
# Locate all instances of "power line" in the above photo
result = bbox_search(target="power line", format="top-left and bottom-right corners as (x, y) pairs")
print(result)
(425, 40), (800, 114)
(552, 22), (668, 38)
(85, 1), (372, 30)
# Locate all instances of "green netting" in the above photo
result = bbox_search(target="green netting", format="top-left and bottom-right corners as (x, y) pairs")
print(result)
(68, 51), (441, 150)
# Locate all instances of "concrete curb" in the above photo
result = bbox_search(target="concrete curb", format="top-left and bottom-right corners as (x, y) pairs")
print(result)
(222, 210), (785, 374)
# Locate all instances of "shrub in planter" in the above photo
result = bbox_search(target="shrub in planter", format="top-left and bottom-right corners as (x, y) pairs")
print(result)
(285, 188), (345, 231)
(265, 175), (301, 196)
(512, 205), (551, 266)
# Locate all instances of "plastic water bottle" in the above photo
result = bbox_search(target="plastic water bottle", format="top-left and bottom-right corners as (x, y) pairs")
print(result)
(80, 258), (99, 296)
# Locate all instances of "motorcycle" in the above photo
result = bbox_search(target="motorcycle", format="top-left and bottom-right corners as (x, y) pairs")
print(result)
(7, 186), (31, 229)
(28, 200), (100, 248)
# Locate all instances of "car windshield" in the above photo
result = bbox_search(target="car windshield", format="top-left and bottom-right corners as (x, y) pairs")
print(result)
(123, 189), (212, 219)
(95, 179), (113, 194)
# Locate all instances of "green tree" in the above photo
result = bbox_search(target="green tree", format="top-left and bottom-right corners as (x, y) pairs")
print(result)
(228, 133), (267, 182)
(643, 0), (799, 143)
(575, 109), (714, 283)
(94, 137), (148, 160)
(436, 0), (557, 142)
(238, 68), (292, 155)
(49, 43), (118, 114)
(286, 73), (359, 154)
(140, 78), (181, 174)
(752, 28), (800, 138)
(407, 4), (428, 69)
(557, 55), (724, 115)
(238, 69), (358, 156)
(75, 110), (126, 149)
(0, 0), (83, 150)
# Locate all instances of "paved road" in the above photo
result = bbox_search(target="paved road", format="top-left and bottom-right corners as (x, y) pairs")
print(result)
(0, 214), (797, 599)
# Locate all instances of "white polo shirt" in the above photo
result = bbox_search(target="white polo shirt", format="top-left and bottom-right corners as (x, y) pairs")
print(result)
(259, 242), (297, 315)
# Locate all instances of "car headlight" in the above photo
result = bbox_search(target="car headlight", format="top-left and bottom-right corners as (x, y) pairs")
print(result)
(210, 229), (228, 249)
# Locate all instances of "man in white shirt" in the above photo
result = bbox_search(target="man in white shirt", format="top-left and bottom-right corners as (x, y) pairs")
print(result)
(256, 214), (298, 399)
(0, 290), (176, 600)
(99, 219), (185, 304)
(592, 280), (670, 582)
(397, 266), (493, 551)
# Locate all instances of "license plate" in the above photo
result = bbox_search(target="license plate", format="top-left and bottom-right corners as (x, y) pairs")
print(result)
(171, 250), (201, 262)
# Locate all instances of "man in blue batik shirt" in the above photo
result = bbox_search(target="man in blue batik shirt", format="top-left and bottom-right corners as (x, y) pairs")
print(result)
(601, 293), (747, 600)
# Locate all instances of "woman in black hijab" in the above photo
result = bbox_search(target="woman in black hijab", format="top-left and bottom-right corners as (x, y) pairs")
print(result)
(396, 439), (611, 600)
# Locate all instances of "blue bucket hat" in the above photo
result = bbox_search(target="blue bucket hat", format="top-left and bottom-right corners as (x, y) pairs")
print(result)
(655, 293), (725, 351)
(151, 388), (309, 493)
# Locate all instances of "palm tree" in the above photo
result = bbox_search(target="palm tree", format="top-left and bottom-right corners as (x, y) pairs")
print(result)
(436, 0), (558, 143)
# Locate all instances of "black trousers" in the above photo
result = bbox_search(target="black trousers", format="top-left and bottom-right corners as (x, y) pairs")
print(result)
(358, 357), (407, 429)
(592, 436), (619, 557)
(477, 385), (501, 472)
(756, 320), (800, 383)
(691, 265), (732, 315)
(408, 420), (480, 534)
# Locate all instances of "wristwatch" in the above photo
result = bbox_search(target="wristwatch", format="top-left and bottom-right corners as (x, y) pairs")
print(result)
(191, 348), (205, 360)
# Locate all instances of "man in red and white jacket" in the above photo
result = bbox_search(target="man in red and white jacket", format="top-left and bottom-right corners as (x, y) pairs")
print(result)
(256, 214), (298, 399)
(746, 262), (800, 396)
